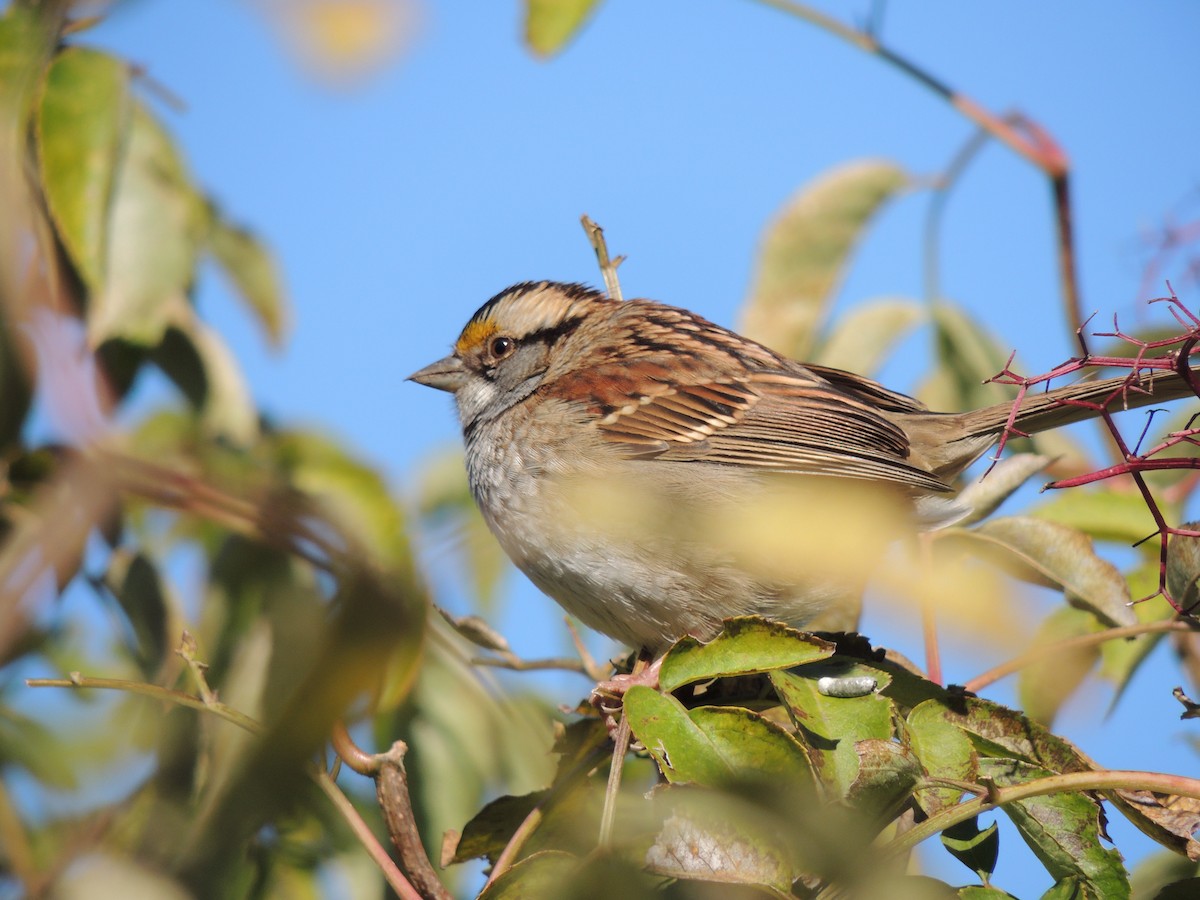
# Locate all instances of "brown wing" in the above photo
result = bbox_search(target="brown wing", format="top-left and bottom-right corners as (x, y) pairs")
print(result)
(558, 359), (952, 494)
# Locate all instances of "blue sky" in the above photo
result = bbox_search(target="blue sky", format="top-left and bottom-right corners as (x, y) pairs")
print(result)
(74, 0), (1200, 894)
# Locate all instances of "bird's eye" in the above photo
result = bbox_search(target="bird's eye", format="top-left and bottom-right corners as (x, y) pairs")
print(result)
(490, 336), (514, 358)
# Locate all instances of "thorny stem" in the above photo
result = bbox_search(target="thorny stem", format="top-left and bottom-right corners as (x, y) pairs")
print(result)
(963, 619), (1200, 695)
(884, 769), (1200, 861)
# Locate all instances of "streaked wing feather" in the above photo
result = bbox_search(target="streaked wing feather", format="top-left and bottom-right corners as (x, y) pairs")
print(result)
(590, 367), (951, 493)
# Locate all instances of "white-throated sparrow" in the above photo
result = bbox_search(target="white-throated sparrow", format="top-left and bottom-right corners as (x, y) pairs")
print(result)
(410, 281), (1195, 651)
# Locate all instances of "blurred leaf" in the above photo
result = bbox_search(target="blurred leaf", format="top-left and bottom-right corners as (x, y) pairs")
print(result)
(102, 548), (172, 677)
(525, 0), (603, 57)
(1099, 563), (1173, 705)
(206, 207), (289, 345)
(0, 703), (77, 787)
(478, 850), (578, 899)
(1151, 879), (1200, 900)
(645, 809), (794, 893)
(36, 47), (131, 291)
(659, 618), (834, 691)
(259, 0), (417, 85)
(944, 516), (1135, 627)
(942, 816), (1000, 886)
(980, 757), (1128, 898)
(1032, 491), (1162, 547)
(813, 295), (924, 375)
(906, 699), (978, 815)
(1168, 526), (1200, 613)
(770, 661), (894, 797)
(1018, 605), (1101, 727)
(164, 320), (259, 445)
(0, 7), (47, 449)
(415, 448), (508, 610)
(922, 303), (1013, 413)
(741, 160), (909, 359)
(448, 790), (547, 865)
(52, 853), (191, 900)
(1129, 850), (1200, 899)
(956, 454), (1053, 528)
(89, 101), (205, 347)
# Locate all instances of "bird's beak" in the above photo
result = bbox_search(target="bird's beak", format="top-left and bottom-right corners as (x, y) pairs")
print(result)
(407, 355), (468, 393)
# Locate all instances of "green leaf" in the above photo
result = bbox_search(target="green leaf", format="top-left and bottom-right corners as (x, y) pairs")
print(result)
(659, 617), (834, 691)
(942, 816), (1000, 885)
(905, 698), (979, 815)
(981, 757), (1129, 899)
(1017, 605), (1101, 727)
(36, 47), (131, 291)
(813, 295), (925, 375)
(1031, 491), (1162, 547)
(740, 160), (909, 359)
(625, 687), (814, 789)
(946, 516), (1135, 627)
(525, 0), (603, 57)
(1151, 879), (1200, 900)
(624, 686), (734, 785)
(769, 662), (894, 797)
(956, 454), (1053, 528)
(90, 101), (205, 347)
(958, 887), (1020, 900)
(844, 739), (923, 823)
(1039, 880), (1086, 900)
(206, 208), (289, 345)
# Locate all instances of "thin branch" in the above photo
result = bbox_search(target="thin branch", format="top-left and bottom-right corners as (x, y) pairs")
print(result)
(963, 619), (1199, 695)
(314, 770), (426, 900)
(26, 674), (264, 734)
(580, 215), (624, 302)
(882, 768), (1200, 860)
(29, 667), (436, 900)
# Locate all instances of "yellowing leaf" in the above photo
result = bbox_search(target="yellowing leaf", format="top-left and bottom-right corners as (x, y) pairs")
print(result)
(525, 0), (603, 57)
(36, 47), (131, 292)
(813, 295), (924, 375)
(207, 209), (289, 345)
(741, 160), (909, 359)
(90, 102), (205, 347)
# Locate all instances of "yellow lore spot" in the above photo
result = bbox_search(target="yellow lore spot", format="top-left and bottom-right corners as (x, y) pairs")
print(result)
(456, 317), (498, 354)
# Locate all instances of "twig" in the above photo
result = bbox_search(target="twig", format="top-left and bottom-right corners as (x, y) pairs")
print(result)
(471, 653), (591, 676)
(580, 215), (624, 301)
(918, 533), (941, 686)
(30, 663), (435, 899)
(315, 769), (426, 900)
(599, 652), (651, 846)
(882, 768), (1200, 861)
(963, 619), (1198, 695)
